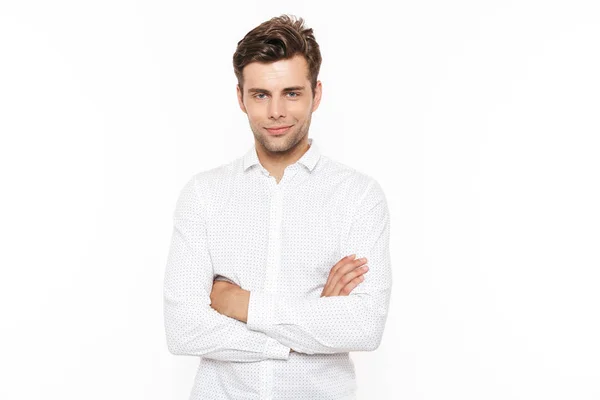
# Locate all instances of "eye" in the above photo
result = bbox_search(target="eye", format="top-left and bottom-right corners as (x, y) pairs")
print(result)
(287, 92), (300, 98)
(253, 93), (267, 100)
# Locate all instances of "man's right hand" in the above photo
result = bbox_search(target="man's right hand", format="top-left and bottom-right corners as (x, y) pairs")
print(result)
(320, 254), (369, 297)
(290, 256), (368, 354)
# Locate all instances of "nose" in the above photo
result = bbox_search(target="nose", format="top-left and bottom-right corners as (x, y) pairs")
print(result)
(268, 96), (286, 120)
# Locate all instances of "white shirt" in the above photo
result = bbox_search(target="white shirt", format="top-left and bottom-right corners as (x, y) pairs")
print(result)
(163, 138), (392, 400)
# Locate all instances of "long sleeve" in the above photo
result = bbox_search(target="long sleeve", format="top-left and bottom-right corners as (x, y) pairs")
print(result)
(246, 179), (393, 355)
(163, 176), (291, 362)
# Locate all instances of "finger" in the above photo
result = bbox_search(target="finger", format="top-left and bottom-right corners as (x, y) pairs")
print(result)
(323, 255), (368, 297)
(323, 254), (356, 292)
(329, 254), (358, 277)
(323, 256), (366, 297)
(334, 256), (368, 279)
(330, 257), (367, 292)
(340, 275), (365, 296)
(332, 263), (368, 295)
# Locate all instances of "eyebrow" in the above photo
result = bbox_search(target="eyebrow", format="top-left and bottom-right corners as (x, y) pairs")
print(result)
(247, 86), (306, 95)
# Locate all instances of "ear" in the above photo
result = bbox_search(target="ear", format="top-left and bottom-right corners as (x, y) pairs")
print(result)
(311, 80), (322, 112)
(236, 84), (247, 114)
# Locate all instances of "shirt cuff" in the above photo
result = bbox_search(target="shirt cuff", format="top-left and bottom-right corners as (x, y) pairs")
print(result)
(247, 290), (275, 332)
(263, 336), (290, 360)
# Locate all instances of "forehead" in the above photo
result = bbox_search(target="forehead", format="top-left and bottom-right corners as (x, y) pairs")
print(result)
(242, 54), (309, 89)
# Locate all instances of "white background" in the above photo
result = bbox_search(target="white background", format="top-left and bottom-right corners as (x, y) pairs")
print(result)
(1, 0), (599, 399)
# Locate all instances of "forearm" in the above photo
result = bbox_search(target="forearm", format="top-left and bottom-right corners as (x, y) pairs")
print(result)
(219, 279), (390, 355)
(164, 177), (291, 362)
(164, 271), (291, 361)
(244, 288), (391, 354)
(245, 179), (392, 355)
(165, 290), (290, 361)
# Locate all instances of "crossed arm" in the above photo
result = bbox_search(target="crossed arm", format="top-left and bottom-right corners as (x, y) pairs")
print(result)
(208, 252), (372, 354)
(163, 177), (392, 360)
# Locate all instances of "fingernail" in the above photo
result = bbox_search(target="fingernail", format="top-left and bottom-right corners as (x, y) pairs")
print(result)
(348, 254), (356, 259)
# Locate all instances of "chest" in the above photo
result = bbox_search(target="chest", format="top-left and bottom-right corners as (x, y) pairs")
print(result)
(205, 188), (346, 296)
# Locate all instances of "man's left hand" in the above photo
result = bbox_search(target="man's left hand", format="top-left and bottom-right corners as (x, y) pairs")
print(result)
(209, 279), (249, 323)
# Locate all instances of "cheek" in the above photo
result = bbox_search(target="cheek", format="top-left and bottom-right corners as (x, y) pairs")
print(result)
(246, 99), (268, 111)
(288, 103), (310, 120)
(244, 105), (264, 123)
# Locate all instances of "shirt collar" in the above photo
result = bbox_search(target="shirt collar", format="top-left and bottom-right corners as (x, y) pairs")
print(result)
(243, 137), (321, 173)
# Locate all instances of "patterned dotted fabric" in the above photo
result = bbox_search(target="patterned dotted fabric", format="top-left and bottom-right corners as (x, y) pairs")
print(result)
(163, 138), (392, 400)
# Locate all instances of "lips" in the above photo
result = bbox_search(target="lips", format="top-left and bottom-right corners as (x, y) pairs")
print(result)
(265, 125), (292, 135)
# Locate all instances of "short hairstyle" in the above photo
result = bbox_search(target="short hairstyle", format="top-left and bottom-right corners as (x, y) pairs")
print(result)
(233, 14), (322, 98)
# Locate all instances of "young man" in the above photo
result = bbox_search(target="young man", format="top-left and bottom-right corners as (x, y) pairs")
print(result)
(163, 14), (392, 400)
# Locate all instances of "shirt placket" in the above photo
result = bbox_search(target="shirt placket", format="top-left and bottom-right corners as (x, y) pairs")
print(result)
(259, 165), (301, 399)
(256, 168), (278, 400)
(265, 183), (283, 292)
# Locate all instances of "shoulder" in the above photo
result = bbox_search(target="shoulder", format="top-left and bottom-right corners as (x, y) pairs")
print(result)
(175, 158), (239, 213)
(183, 157), (241, 194)
(317, 155), (386, 202)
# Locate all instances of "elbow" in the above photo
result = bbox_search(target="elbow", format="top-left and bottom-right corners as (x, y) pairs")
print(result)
(345, 328), (382, 353)
(164, 319), (210, 357)
(166, 334), (188, 356)
(165, 328), (192, 356)
(165, 329), (210, 357)
(166, 340), (183, 356)
(351, 320), (383, 352)
(164, 314), (193, 355)
(363, 328), (384, 351)
(358, 307), (389, 352)
(346, 289), (390, 352)
(164, 311), (229, 357)
(164, 298), (214, 356)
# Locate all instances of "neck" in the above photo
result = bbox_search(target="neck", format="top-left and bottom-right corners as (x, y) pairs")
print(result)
(256, 136), (310, 178)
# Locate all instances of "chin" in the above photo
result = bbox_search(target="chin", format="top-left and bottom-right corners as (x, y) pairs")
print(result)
(263, 136), (295, 151)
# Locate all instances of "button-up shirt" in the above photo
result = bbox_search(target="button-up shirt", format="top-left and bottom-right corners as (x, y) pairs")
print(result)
(163, 137), (392, 400)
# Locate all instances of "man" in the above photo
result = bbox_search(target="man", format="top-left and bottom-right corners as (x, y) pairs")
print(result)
(163, 14), (392, 400)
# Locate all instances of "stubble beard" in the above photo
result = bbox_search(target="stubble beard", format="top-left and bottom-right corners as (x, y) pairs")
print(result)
(250, 113), (312, 154)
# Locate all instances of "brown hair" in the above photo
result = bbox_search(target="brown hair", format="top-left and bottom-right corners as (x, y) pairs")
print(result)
(233, 15), (322, 98)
